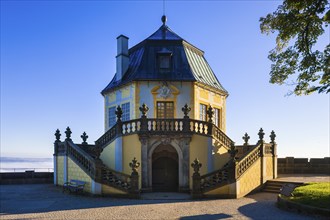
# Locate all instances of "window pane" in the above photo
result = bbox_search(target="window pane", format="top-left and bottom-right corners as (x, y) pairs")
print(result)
(121, 102), (130, 121)
(199, 104), (207, 121)
(159, 56), (170, 69)
(214, 108), (219, 127)
(157, 101), (174, 118)
(109, 107), (116, 128)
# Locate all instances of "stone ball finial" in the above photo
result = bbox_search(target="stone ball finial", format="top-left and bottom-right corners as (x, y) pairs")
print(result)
(161, 15), (167, 25)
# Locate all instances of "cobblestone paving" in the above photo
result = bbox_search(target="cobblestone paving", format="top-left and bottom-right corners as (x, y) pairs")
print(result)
(1, 184), (326, 220)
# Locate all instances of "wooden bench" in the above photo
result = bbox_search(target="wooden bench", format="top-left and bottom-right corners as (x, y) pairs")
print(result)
(280, 183), (297, 197)
(63, 179), (86, 194)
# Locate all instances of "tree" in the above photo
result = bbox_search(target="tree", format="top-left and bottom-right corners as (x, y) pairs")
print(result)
(260, 0), (330, 95)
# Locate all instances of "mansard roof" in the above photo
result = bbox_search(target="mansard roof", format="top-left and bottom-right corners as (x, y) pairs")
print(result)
(102, 23), (228, 95)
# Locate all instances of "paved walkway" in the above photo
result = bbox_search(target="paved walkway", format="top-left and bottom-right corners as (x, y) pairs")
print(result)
(275, 174), (330, 183)
(1, 183), (327, 220)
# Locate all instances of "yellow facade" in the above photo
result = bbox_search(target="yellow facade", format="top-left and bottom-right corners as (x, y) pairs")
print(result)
(67, 158), (92, 193)
(104, 83), (136, 131)
(122, 134), (142, 188)
(237, 159), (261, 197)
(193, 84), (226, 131)
(100, 141), (116, 170)
(212, 139), (231, 170)
(189, 135), (209, 188)
(57, 156), (64, 186)
(265, 156), (274, 180)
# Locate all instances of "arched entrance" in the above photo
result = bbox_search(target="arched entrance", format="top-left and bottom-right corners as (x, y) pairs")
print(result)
(152, 145), (178, 192)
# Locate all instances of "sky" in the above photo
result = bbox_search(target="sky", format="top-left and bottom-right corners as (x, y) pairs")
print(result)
(1, 1), (329, 160)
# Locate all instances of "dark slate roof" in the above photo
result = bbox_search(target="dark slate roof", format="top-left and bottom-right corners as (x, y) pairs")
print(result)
(147, 25), (183, 40)
(102, 24), (228, 95)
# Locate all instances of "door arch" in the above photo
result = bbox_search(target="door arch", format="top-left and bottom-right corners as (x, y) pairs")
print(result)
(152, 144), (178, 192)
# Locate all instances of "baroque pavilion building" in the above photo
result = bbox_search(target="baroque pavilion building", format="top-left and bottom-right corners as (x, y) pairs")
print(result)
(53, 16), (277, 198)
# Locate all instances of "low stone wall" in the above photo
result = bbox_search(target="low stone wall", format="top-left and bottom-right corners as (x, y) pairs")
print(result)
(0, 171), (53, 184)
(278, 157), (330, 174)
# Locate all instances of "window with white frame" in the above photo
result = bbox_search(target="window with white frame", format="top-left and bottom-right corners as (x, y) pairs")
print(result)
(199, 104), (207, 121)
(213, 108), (220, 128)
(108, 106), (116, 128)
(121, 102), (130, 121)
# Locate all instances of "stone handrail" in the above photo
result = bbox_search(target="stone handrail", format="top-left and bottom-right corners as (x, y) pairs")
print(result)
(65, 141), (135, 192)
(212, 125), (234, 150)
(122, 119), (141, 134)
(95, 125), (117, 148)
(146, 118), (184, 133)
(199, 165), (232, 192)
(100, 165), (132, 192)
(235, 143), (261, 179)
(189, 119), (209, 135)
(95, 118), (233, 150)
(66, 141), (97, 178)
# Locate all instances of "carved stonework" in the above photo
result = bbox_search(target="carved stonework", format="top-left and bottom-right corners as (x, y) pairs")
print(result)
(65, 127), (72, 141)
(242, 133), (250, 146)
(228, 142), (237, 162)
(206, 105), (214, 123)
(139, 103), (149, 117)
(158, 83), (172, 99)
(81, 132), (88, 145)
(258, 128), (265, 142)
(182, 104), (191, 118)
(129, 157), (140, 175)
(115, 105), (123, 121)
(160, 136), (172, 145)
(55, 129), (61, 143)
(191, 158), (202, 174)
(270, 130), (276, 143)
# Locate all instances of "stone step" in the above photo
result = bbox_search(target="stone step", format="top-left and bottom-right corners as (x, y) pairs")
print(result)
(262, 180), (304, 193)
(264, 185), (282, 190)
(263, 189), (280, 193)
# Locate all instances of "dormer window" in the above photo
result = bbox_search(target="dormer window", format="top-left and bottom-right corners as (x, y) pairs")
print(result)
(159, 55), (171, 69)
(157, 48), (172, 72)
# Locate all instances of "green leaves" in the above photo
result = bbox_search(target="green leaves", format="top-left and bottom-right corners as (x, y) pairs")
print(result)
(260, 0), (330, 95)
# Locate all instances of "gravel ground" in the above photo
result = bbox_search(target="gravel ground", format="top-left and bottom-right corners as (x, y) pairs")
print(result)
(0, 184), (325, 220)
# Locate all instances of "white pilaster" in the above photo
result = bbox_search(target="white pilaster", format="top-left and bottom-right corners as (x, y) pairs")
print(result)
(63, 155), (68, 183)
(115, 137), (123, 172)
(53, 155), (57, 185)
(91, 180), (102, 195)
(207, 137), (213, 172)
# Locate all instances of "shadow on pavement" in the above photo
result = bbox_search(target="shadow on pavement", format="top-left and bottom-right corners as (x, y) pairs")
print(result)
(0, 184), (197, 215)
(180, 213), (232, 219)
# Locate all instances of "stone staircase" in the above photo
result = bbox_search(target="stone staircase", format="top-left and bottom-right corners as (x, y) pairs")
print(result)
(263, 180), (304, 193)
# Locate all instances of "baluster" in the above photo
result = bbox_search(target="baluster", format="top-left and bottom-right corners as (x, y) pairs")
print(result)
(125, 123), (129, 134)
(132, 122), (136, 132)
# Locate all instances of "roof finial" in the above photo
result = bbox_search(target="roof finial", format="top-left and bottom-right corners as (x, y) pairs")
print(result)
(161, 15), (167, 25)
(162, 0), (167, 25)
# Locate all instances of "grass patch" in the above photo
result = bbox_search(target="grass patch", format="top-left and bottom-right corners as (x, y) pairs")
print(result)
(289, 182), (330, 209)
